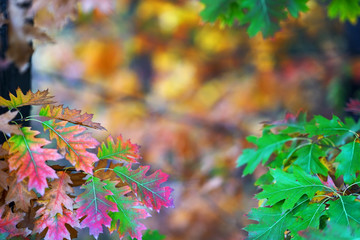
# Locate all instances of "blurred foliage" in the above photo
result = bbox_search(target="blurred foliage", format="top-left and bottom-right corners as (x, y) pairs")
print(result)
(32, 0), (360, 239)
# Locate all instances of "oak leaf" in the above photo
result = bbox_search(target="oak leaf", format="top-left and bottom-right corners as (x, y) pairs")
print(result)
(42, 120), (99, 174)
(8, 127), (63, 195)
(104, 181), (150, 240)
(5, 172), (37, 212)
(0, 88), (54, 110)
(37, 171), (75, 217)
(76, 176), (117, 238)
(0, 205), (30, 238)
(39, 105), (106, 130)
(0, 161), (8, 190)
(34, 209), (80, 240)
(98, 135), (141, 163)
(0, 111), (22, 135)
(114, 165), (174, 211)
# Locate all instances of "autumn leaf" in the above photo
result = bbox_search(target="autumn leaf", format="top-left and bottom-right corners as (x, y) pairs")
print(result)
(114, 165), (174, 211)
(8, 127), (63, 195)
(98, 135), (141, 163)
(0, 161), (8, 190)
(37, 172), (75, 217)
(0, 205), (30, 238)
(39, 105), (106, 130)
(76, 176), (117, 238)
(42, 120), (99, 174)
(0, 88), (54, 110)
(5, 172), (37, 212)
(104, 181), (150, 240)
(34, 208), (80, 240)
(0, 111), (22, 135)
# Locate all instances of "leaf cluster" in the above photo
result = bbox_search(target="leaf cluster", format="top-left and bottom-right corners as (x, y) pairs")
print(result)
(0, 88), (174, 240)
(200, 0), (360, 37)
(238, 111), (360, 239)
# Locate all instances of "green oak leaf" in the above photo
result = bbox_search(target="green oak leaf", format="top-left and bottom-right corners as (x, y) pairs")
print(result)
(237, 133), (292, 175)
(246, 199), (307, 240)
(287, 0), (309, 17)
(288, 202), (327, 239)
(305, 115), (350, 138)
(328, 196), (360, 228)
(335, 140), (360, 184)
(328, 0), (360, 23)
(200, 0), (237, 22)
(294, 143), (328, 175)
(241, 0), (288, 37)
(301, 222), (360, 240)
(256, 167), (326, 210)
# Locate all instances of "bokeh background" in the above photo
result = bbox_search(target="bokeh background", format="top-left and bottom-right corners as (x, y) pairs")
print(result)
(31, 0), (360, 239)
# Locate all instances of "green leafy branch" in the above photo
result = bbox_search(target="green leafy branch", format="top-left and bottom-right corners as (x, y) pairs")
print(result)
(200, 0), (360, 37)
(238, 112), (360, 239)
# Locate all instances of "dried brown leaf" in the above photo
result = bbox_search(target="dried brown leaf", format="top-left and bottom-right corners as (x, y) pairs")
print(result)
(5, 172), (37, 212)
(0, 111), (22, 135)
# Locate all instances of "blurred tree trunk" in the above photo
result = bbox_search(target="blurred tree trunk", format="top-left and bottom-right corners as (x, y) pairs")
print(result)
(0, 0), (31, 144)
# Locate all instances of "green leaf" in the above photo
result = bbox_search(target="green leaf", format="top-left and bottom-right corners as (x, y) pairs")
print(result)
(287, 0), (309, 17)
(237, 133), (292, 175)
(241, 0), (288, 37)
(200, 0), (237, 22)
(128, 230), (166, 240)
(288, 202), (327, 239)
(328, 0), (360, 23)
(256, 167), (326, 210)
(301, 222), (360, 239)
(328, 195), (360, 228)
(305, 115), (350, 137)
(294, 144), (328, 175)
(335, 140), (360, 184)
(245, 199), (307, 240)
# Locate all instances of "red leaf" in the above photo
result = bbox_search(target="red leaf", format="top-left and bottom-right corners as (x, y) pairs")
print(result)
(76, 176), (117, 238)
(114, 165), (174, 211)
(8, 127), (63, 195)
(0, 205), (30, 238)
(98, 135), (141, 163)
(34, 209), (80, 240)
(43, 120), (99, 174)
(39, 105), (106, 130)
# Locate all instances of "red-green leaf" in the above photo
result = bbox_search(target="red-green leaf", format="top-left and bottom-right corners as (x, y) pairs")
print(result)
(114, 165), (174, 211)
(39, 105), (106, 130)
(104, 181), (150, 239)
(34, 209), (80, 240)
(98, 135), (141, 163)
(75, 176), (117, 238)
(42, 120), (99, 174)
(8, 127), (63, 195)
